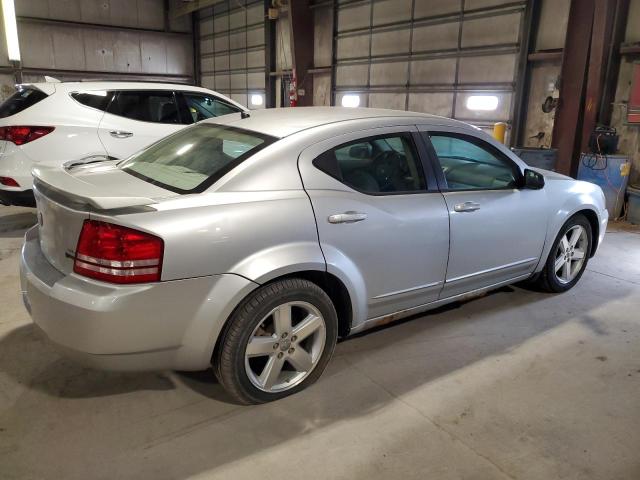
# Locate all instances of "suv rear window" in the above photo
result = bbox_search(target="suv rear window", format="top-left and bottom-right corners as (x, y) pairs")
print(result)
(120, 124), (276, 193)
(0, 88), (48, 118)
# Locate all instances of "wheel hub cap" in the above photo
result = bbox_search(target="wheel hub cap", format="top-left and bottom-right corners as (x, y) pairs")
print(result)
(279, 338), (291, 351)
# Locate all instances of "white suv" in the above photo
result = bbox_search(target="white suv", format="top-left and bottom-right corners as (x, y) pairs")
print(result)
(0, 80), (246, 206)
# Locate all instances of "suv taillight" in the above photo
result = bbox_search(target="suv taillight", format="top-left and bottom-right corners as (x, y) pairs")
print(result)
(73, 220), (163, 284)
(0, 176), (20, 187)
(0, 126), (54, 145)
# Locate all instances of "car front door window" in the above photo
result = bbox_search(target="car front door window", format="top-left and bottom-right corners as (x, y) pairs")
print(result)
(179, 92), (241, 124)
(428, 133), (519, 190)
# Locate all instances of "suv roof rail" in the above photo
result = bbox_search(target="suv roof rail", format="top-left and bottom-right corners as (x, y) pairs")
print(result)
(74, 79), (194, 85)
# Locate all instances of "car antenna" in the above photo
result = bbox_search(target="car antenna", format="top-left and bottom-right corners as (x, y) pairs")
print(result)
(241, 111), (250, 119)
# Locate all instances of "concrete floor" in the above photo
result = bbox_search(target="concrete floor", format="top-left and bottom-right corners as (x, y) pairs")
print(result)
(1, 205), (639, 480)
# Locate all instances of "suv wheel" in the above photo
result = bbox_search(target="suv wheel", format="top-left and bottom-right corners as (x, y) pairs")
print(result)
(214, 278), (338, 404)
(535, 214), (592, 293)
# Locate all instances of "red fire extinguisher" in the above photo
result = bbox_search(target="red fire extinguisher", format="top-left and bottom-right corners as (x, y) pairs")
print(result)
(289, 72), (297, 107)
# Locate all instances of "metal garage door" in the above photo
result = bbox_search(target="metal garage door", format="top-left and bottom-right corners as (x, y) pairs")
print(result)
(333, 0), (526, 137)
(198, 0), (266, 109)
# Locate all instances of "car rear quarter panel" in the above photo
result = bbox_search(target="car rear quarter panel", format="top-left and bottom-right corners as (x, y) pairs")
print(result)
(90, 190), (325, 283)
(6, 88), (107, 165)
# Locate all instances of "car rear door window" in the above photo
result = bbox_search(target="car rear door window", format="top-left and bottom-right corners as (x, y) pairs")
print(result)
(70, 91), (114, 111)
(313, 133), (426, 194)
(178, 92), (242, 124)
(427, 133), (520, 190)
(107, 90), (181, 124)
(0, 88), (48, 118)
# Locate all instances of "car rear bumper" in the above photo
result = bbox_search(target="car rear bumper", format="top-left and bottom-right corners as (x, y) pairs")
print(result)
(20, 226), (258, 371)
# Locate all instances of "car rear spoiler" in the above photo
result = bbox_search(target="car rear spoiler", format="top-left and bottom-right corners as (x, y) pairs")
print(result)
(32, 165), (157, 210)
(16, 82), (57, 96)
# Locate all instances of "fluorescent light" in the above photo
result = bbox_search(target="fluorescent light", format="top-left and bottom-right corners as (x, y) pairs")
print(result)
(466, 95), (499, 111)
(2, 0), (20, 62)
(341, 94), (360, 108)
(250, 94), (263, 106)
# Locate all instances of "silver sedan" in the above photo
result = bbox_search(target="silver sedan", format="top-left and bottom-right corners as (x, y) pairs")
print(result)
(20, 107), (608, 403)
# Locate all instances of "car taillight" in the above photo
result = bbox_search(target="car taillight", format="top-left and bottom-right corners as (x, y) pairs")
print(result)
(73, 220), (163, 284)
(0, 126), (54, 145)
(0, 176), (20, 187)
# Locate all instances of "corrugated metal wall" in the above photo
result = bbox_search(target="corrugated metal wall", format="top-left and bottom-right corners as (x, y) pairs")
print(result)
(198, 0), (266, 108)
(332, 0), (526, 135)
(7, 0), (193, 83)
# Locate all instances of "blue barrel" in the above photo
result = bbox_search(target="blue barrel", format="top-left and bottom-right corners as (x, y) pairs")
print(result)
(628, 185), (640, 225)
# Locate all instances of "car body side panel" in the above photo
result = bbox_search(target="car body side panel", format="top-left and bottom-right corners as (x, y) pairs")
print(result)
(0, 90), (107, 193)
(297, 125), (450, 327)
(418, 124), (549, 296)
(89, 189), (324, 284)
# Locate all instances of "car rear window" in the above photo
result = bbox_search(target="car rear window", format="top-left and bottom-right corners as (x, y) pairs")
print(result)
(120, 124), (276, 193)
(0, 88), (48, 118)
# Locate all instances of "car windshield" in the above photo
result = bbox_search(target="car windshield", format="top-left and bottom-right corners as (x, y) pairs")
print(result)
(120, 124), (275, 193)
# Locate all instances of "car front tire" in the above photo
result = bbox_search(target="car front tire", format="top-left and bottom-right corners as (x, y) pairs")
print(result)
(214, 278), (338, 404)
(534, 214), (593, 293)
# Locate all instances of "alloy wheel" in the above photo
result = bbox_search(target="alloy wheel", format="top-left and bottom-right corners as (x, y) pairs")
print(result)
(244, 301), (327, 393)
(554, 225), (588, 284)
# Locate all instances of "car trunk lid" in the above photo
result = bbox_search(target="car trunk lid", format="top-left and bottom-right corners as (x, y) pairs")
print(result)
(33, 162), (177, 274)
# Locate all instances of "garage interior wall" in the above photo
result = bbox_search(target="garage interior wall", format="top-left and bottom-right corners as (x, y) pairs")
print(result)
(198, 0), (266, 108)
(0, 0), (194, 97)
(328, 0), (526, 140)
(522, 0), (640, 184)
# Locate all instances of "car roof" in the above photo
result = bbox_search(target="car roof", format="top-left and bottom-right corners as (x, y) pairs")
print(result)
(209, 107), (470, 138)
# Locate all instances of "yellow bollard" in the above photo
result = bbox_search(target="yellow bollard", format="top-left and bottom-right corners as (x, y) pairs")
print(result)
(493, 122), (507, 144)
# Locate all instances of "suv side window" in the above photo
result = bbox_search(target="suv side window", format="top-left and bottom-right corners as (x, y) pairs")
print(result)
(313, 133), (426, 194)
(427, 133), (520, 191)
(70, 91), (114, 111)
(178, 92), (242, 124)
(107, 90), (180, 124)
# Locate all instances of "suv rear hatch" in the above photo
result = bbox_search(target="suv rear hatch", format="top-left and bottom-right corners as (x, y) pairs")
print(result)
(33, 162), (177, 275)
(0, 84), (54, 163)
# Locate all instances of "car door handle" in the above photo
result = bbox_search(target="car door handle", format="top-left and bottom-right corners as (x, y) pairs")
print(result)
(454, 201), (481, 212)
(109, 130), (133, 138)
(328, 211), (368, 224)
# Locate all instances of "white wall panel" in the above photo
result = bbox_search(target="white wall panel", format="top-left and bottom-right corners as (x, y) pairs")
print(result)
(370, 61), (408, 86)
(412, 22), (459, 52)
(408, 93), (454, 116)
(13, 0), (193, 81)
(198, 1), (265, 108)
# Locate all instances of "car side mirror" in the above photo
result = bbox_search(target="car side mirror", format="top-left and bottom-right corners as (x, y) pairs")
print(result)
(523, 168), (545, 189)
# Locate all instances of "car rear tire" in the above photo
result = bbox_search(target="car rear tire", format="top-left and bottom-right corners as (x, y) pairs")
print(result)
(533, 214), (592, 293)
(214, 278), (338, 404)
